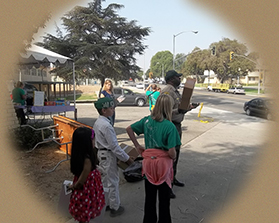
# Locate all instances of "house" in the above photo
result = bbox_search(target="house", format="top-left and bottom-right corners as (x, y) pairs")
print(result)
(15, 44), (75, 101)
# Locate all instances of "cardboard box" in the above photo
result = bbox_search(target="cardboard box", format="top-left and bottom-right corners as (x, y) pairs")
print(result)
(179, 78), (196, 110)
(117, 143), (139, 170)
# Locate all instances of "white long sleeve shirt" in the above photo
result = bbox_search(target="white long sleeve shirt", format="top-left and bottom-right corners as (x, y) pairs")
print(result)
(93, 115), (129, 162)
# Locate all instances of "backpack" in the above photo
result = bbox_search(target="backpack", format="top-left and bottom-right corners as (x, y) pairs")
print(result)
(123, 157), (144, 182)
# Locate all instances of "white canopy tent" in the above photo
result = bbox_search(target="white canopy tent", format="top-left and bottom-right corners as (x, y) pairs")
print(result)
(18, 44), (77, 119)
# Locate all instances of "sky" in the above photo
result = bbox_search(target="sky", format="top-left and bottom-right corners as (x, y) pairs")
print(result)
(33, 0), (249, 73)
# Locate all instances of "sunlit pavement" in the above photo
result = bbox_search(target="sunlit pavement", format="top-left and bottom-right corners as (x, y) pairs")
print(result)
(65, 103), (270, 223)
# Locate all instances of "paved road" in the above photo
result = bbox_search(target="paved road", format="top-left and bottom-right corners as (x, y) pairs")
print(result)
(65, 102), (271, 223)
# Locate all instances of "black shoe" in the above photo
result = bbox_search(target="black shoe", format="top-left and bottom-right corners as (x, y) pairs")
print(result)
(106, 205), (111, 211)
(173, 178), (185, 187)
(110, 206), (125, 217)
(170, 189), (176, 199)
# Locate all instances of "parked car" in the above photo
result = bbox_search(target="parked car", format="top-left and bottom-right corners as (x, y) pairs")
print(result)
(136, 83), (144, 89)
(243, 98), (273, 120)
(227, 86), (245, 94)
(23, 82), (48, 105)
(113, 87), (147, 107)
(23, 82), (39, 106)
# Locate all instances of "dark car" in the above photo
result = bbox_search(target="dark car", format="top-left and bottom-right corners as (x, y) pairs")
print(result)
(243, 98), (273, 120)
(23, 82), (39, 106)
(113, 87), (147, 107)
(23, 82), (48, 106)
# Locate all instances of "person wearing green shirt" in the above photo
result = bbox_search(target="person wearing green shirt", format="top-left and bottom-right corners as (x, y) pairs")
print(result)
(145, 83), (160, 112)
(126, 94), (181, 223)
(12, 81), (27, 125)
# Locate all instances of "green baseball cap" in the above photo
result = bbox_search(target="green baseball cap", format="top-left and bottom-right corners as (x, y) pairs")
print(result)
(94, 97), (115, 109)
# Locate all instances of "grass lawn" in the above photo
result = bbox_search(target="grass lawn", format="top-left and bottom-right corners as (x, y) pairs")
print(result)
(65, 94), (98, 101)
(244, 88), (264, 94)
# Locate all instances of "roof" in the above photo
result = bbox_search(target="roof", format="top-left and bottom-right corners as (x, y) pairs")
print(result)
(18, 44), (73, 68)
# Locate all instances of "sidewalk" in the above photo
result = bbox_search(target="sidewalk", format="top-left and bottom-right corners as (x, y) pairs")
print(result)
(66, 106), (268, 223)
(104, 107), (267, 223)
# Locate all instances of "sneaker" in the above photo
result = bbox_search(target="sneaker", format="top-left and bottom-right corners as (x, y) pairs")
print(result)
(106, 206), (111, 211)
(110, 206), (125, 217)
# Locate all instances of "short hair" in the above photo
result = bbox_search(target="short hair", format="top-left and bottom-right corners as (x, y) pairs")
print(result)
(102, 79), (114, 91)
(151, 94), (173, 122)
(15, 81), (24, 88)
(151, 84), (157, 90)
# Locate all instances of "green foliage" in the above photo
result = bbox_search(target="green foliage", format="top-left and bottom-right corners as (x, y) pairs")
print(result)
(174, 53), (187, 71)
(150, 51), (173, 78)
(181, 38), (258, 83)
(36, 0), (151, 84)
(12, 122), (53, 150)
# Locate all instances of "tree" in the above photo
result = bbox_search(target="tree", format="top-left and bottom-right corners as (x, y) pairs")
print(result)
(181, 47), (210, 83)
(149, 51), (173, 78)
(209, 38), (258, 83)
(36, 0), (150, 85)
(174, 53), (186, 71)
(182, 38), (258, 83)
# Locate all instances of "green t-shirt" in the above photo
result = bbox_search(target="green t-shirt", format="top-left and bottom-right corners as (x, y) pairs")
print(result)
(130, 116), (181, 151)
(146, 91), (160, 111)
(12, 88), (26, 105)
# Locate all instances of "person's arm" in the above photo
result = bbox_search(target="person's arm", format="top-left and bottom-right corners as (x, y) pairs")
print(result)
(73, 158), (92, 190)
(126, 125), (145, 155)
(168, 147), (176, 160)
(178, 103), (200, 114)
(145, 84), (152, 93)
(105, 125), (130, 162)
(20, 89), (27, 100)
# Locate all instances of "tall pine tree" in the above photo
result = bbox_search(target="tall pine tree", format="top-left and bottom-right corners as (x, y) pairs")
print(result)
(37, 0), (150, 85)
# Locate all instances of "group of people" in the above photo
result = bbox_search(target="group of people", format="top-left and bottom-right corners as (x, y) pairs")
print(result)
(68, 70), (198, 223)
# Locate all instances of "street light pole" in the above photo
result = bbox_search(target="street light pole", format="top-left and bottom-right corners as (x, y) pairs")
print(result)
(172, 30), (198, 70)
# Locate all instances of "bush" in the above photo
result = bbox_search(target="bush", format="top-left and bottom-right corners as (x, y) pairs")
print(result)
(12, 121), (53, 150)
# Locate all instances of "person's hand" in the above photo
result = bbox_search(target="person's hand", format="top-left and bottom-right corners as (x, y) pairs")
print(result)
(178, 108), (188, 114)
(190, 102), (200, 109)
(66, 183), (74, 192)
(126, 156), (134, 165)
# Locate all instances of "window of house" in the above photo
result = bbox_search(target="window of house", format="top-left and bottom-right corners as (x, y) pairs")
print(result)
(37, 69), (42, 76)
(31, 67), (37, 76)
(21, 68), (29, 76)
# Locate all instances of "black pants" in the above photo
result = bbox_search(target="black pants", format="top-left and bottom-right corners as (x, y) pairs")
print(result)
(143, 179), (171, 223)
(173, 123), (182, 178)
(15, 108), (27, 125)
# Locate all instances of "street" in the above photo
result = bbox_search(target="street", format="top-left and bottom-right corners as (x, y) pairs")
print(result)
(66, 99), (270, 223)
(190, 88), (256, 114)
